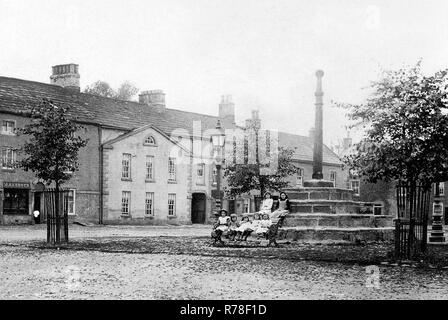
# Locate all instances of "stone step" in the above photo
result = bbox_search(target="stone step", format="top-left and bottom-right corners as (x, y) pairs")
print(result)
(289, 200), (362, 214)
(284, 187), (355, 201)
(277, 227), (394, 243)
(283, 213), (394, 228)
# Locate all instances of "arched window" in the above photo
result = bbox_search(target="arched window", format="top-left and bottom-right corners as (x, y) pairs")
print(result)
(144, 135), (156, 146)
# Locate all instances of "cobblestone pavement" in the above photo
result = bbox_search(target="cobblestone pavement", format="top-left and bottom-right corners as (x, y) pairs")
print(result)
(1, 245), (448, 299)
(1, 224), (448, 299)
(0, 224), (211, 243)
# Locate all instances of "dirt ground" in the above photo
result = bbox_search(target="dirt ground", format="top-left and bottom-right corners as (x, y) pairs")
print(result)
(1, 224), (448, 300)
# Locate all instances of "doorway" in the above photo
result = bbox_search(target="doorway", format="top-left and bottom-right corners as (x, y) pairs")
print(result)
(191, 193), (206, 224)
(34, 193), (41, 224)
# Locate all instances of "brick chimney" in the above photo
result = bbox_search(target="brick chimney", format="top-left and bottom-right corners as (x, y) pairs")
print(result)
(139, 90), (166, 113)
(50, 63), (80, 91)
(219, 94), (235, 124)
(245, 109), (261, 130)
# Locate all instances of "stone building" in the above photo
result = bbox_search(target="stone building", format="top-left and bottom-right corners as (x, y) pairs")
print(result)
(0, 63), (347, 225)
(336, 134), (448, 222)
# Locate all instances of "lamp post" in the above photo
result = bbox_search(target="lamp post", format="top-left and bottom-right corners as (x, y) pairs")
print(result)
(211, 120), (226, 211)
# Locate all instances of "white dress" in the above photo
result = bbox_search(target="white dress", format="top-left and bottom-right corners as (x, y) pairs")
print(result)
(255, 219), (272, 234)
(236, 221), (251, 233)
(216, 216), (230, 232)
(258, 199), (273, 215)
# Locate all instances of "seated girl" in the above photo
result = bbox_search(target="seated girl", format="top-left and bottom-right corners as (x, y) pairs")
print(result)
(213, 209), (230, 236)
(241, 212), (262, 240)
(228, 213), (240, 241)
(258, 192), (274, 215)
(270, 192), (290, 224)
(235, 215), (251, 241)
(255, 212), (273, 237)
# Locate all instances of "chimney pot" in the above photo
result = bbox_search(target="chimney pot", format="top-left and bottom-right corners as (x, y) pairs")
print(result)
(219, 94), (235, 124)
(139, 90), (166, 113)
(50, 63), (80, 91)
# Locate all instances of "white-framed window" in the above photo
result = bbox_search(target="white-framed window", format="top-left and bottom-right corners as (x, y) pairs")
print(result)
(145, 192), (154, 216)
(146, 155), (154, 181)
(168, 157), (177, 182)
(373, 203), (383, 215)
(212, 167), (218, 185)
(1, 147), (16, 170)
(196, 163), (205, 185)
(168, 194), (176, 216)
(144, 135), (156, 146)
(350, 180), (360, 196)
(65, 189), (76, 215)
(1, 120), (16, 135)
(433, 202), (444, 216)
(122, 153), (131, 179)
(435, 182), (445, 196)
(329, 170), (337, 187)
(121, 191), (131, 215)
(243, 198), (250, 213)
(296, 168), (304, 187)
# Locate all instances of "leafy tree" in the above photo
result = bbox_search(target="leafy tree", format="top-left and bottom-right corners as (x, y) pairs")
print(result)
(84, 80), (139, 101)
(84, 80), (115, 98)
(18, 99), (88, 243)
(224, 146), (299, 198)
(337, 61), (448, 189)
(116, 81), (139, 101)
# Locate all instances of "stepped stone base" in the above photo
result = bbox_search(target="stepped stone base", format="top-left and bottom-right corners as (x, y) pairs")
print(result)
(279, 183), (395, 243)
(283, 213), (394, 228)
(277, 227), (394, 243)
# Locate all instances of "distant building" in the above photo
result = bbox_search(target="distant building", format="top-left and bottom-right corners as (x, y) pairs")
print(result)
(337, 132), (448, 222)
(0, 63), (346, 225)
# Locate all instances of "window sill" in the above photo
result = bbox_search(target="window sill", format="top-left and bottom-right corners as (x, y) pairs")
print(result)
(196, 183), (206, 186)
(121, 178), (132, 182)
(145, 215), (155, 219)
(121, 214), (131, 218)
(167, 215), (177, 219)
(145, 179), (156, 183)
(1, 132), (16, 136)
(143, 144), (158, 147)
(168, 180), (177, 184)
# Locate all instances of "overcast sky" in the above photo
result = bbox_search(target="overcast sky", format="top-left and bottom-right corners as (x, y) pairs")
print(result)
(1, 0), (448, 147)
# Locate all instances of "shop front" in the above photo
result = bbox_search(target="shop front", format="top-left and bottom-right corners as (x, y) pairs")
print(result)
(1, 181), (32, 225)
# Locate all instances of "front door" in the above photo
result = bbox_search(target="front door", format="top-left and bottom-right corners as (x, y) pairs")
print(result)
(191, 193), (206, 224)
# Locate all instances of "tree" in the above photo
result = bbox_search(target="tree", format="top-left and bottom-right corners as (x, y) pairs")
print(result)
(116, 81), (139, 101)
(18, 99), (88, 243)
(84, 80), (139, 101)
(224, 146), (299, 198)
(337, 61), (448, 189)
(84, 80), (116, 98)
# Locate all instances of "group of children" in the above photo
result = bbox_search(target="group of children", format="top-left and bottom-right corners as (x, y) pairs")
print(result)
(213, 192), (290, 241)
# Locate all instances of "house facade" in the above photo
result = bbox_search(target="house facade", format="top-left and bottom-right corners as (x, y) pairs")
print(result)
(0, 63), (347, 225)
(335, 134), (448, 222)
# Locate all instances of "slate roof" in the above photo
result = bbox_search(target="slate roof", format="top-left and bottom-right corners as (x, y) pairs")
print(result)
(0, 76), (228, 134)
(0, 76), (342, 165)
(278, 132), (342, 165)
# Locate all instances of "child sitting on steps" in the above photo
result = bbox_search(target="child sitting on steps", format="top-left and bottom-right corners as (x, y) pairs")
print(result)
(235, 215), (251, 241)
(228, 213), (240, 241)
(255, 212), (273, 238)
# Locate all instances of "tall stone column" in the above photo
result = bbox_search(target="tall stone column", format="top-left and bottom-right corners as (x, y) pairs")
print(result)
(312, 70), (324, 180)
(304, 70), (334, 188)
